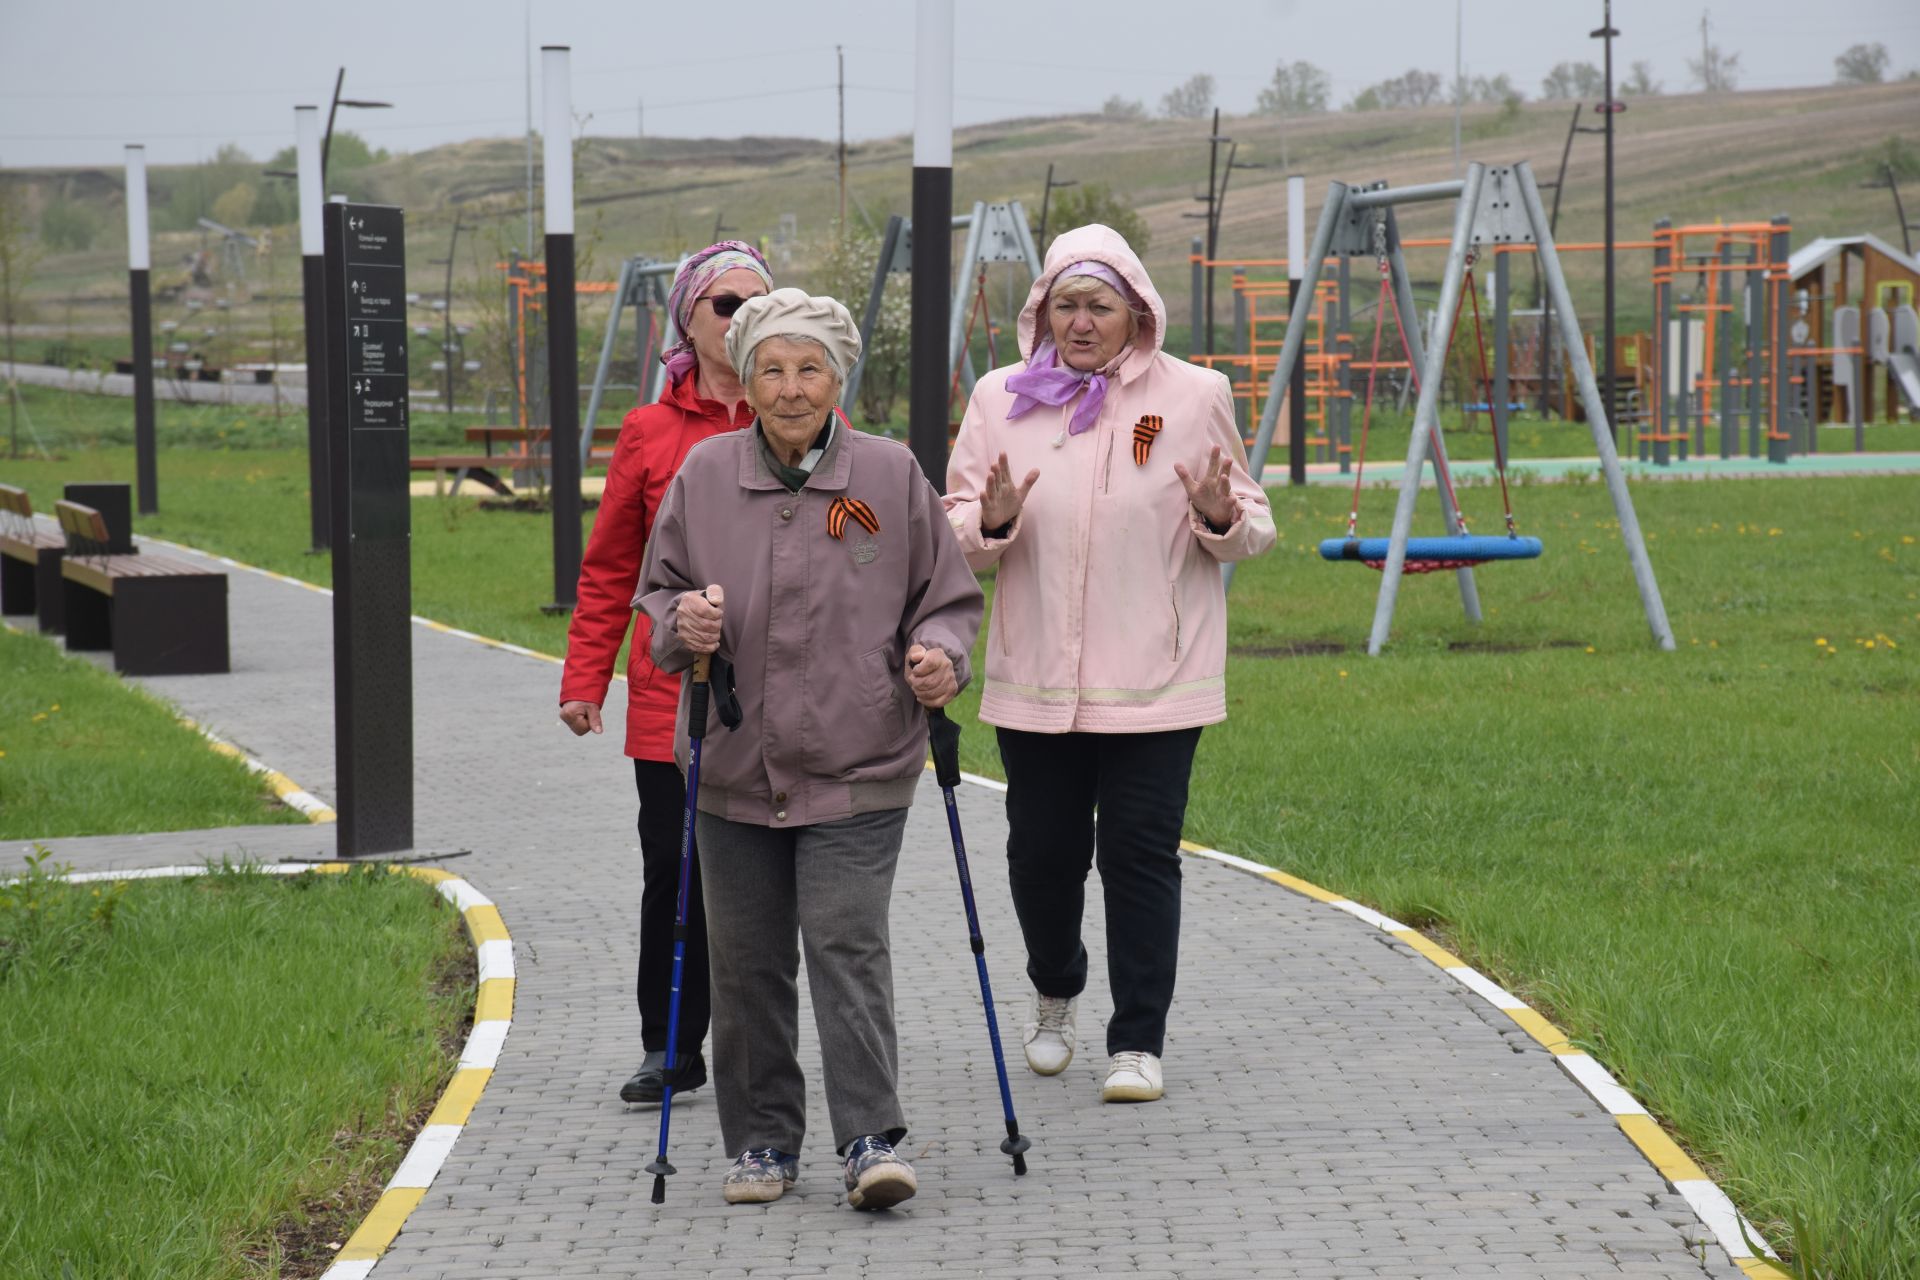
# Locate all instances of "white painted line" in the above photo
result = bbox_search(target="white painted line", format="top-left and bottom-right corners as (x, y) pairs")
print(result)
(476, 938), (515, 982)
(318, 1260), (377, 1280)
(1331, 899), (1407, 931)
(957, 770), (1007, 793)
(1181, 844), (1274, 877)
(388, 1123), (463, 1189)
(1675, 1179), (1778, 1260)
(1447, 966), (1528, 1011)
(437, 878), (493, 912)
(1558, 1052), (1649, 1117)
(459, 1019), (510, 1070)
(59, 865), (208, 884)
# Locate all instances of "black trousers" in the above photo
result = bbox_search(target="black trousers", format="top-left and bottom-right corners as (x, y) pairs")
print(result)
(996, 726), (1202, 1058)
(635, 759), (710, 1055)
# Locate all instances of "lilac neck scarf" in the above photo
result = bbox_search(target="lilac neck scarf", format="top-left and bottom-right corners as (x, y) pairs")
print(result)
(660, 240), (774, 386)
(1005, 261), (1138, 435)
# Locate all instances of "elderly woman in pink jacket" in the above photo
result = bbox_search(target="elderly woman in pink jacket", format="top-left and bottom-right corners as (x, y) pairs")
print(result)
(945, 223), (1276, 1104)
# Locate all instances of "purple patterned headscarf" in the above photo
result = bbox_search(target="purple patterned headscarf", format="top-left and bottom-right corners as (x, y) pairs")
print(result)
(661, 240), (774, 385)
(1005, 261), (1141, 435)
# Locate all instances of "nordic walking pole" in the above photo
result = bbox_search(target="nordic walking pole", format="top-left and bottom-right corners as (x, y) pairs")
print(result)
(647, 591), (719, 1205)
(926, 706), (1031, 1176)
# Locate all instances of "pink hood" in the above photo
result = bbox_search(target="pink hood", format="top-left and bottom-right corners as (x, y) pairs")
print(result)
(1017, 224), (1167, 364)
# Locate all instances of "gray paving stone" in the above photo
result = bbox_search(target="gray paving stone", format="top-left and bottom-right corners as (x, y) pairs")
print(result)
(19, 539), (1743, 1278)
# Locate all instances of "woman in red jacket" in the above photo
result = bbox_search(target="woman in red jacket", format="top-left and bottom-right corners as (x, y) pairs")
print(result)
(558, 241), (773, 1104)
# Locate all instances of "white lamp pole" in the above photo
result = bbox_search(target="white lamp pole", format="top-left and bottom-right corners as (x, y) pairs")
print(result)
(909, 0), (954, 489)
(542, 45), (581, 612)
(126, 144), (157, 513)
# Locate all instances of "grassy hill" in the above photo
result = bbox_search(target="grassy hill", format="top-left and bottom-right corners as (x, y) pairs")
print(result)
(4, 81), (1915, 389)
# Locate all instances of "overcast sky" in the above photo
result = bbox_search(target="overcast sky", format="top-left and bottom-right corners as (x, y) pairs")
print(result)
(4, 0), (1918, 169)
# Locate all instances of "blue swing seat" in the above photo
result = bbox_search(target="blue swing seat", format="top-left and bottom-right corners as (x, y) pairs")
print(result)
(1319, 535), (1544, 564)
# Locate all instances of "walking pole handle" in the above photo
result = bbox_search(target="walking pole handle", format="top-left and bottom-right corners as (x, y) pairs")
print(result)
(687, 584), (719, 742)
(927, 706), (962, 789)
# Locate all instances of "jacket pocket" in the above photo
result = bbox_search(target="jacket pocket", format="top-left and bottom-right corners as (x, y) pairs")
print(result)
(859, 646), (910, 737)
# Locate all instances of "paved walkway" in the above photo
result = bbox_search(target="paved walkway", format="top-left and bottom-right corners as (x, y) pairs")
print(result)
(16, 533), (1748, 1279)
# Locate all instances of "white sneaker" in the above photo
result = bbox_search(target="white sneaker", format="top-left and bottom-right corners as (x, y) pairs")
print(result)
(1102, 1051), (1164, 1103)
(1022, 993), (1077, 1076)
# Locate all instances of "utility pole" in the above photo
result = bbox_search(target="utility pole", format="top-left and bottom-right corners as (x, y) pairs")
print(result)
(1699, 10), (1711, 88)
(1453, 0), (1464, 177)
(524, 1), (534, 255)
(837, 46), (848, 230)
(1593, 0), (1622, 444)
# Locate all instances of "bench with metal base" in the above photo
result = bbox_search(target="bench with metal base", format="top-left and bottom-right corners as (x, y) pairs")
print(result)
(0, 484), (68, 632)
(53, 500), (229, 675)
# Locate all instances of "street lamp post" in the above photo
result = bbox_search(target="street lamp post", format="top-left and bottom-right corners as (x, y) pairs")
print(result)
(321, 67), (392, 189)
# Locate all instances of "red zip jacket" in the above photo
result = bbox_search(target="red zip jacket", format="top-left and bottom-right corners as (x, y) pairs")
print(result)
(560, 372), (754, 761)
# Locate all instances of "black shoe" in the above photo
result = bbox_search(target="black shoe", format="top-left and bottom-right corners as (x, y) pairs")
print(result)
(619, 1049), (708, 1104)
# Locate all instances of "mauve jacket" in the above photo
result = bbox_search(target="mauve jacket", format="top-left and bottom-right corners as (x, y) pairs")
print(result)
(637, 422), (983, 828)
(944, 223), (1276, 734)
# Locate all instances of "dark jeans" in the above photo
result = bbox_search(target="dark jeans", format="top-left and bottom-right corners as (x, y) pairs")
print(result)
(635, 759), (710, 1056)
(996, 726), (1202, 1058)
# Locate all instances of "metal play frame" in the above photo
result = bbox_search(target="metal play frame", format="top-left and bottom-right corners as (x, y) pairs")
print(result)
(1239, 160), (1675, 657)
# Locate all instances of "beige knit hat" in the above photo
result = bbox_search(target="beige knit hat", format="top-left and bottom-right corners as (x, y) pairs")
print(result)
(724, 287), (863, 382)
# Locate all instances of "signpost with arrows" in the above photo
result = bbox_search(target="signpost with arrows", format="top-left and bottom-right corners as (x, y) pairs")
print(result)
(323, 200), (414, 858)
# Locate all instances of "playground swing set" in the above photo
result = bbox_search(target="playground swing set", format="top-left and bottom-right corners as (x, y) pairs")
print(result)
(1232, 160), (1674, 657)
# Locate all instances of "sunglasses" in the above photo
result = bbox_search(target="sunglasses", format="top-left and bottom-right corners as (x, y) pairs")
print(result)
(699, 293), (757, 318)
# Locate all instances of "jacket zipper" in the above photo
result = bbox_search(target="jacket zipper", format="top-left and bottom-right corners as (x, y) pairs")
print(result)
(1170, 583), (1182, 661)
(1101, 432), (1115, 494)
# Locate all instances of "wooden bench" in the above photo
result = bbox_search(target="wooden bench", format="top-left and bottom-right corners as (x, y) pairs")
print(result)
(54, 500), (229, 675)
(412, 428), (617, 497)
(0, 484), (68, 632)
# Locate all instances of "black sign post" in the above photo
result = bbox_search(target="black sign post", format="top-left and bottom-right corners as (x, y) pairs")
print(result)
(323, 201), (413, 858)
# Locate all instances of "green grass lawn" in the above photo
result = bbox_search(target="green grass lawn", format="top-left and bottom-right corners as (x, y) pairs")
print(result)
(6, 389), (1919, 1275)
(0, 626), (302, 840)
(0, 859), (470, 1279)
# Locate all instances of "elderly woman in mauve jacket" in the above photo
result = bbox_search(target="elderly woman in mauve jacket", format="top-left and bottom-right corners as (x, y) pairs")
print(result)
(637, 288), (982, 1211)
(944, 223), (1276, 1106)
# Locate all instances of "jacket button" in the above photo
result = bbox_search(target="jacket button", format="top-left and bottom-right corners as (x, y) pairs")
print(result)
(780, 507), (793, 520)
(774, 809), (788, 822)
(774, 791), (787, 803)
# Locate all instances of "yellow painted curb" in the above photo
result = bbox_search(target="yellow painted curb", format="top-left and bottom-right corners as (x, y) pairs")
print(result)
(336, 1186), (427, 1261)
(427, 1067), (495, 1128)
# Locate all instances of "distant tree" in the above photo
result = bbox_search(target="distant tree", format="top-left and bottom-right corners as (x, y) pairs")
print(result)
(1101, 95), (1146, 120)
(1160, 74), (1215, 120)
(1347, 69), (1443, 111)
(39, 199), (99, 252)
(1622, 60), (1663, 96)
(1, 184), (45, 458)
(1458, 73), (1522, 104)
(1256, 61), (1330, 116)
(1688, 42), (1741, 92)
(1046, 182), (1150, 256)
(1541, 61), (1605, 101)
(210, 182), (258, 229)
(1834, 42), (1890, 85)
(811, 222), (907, 426)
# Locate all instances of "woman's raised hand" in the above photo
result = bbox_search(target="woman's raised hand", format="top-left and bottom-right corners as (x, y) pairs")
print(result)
(980, 451), (1040, 532)
(676, 585), (725, 655)
(1174, 445), (1237, 531)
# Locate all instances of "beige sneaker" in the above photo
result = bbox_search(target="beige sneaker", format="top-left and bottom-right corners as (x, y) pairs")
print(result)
(1022, 993), (1077, 1075)
(1101, 1051), (1164, 1102)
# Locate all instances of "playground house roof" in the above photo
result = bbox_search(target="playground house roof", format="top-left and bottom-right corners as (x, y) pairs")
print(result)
(1788, 233), (1920, 284)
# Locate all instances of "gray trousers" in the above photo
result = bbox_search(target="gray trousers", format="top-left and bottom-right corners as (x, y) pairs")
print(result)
(696, 806), (910, 1157)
